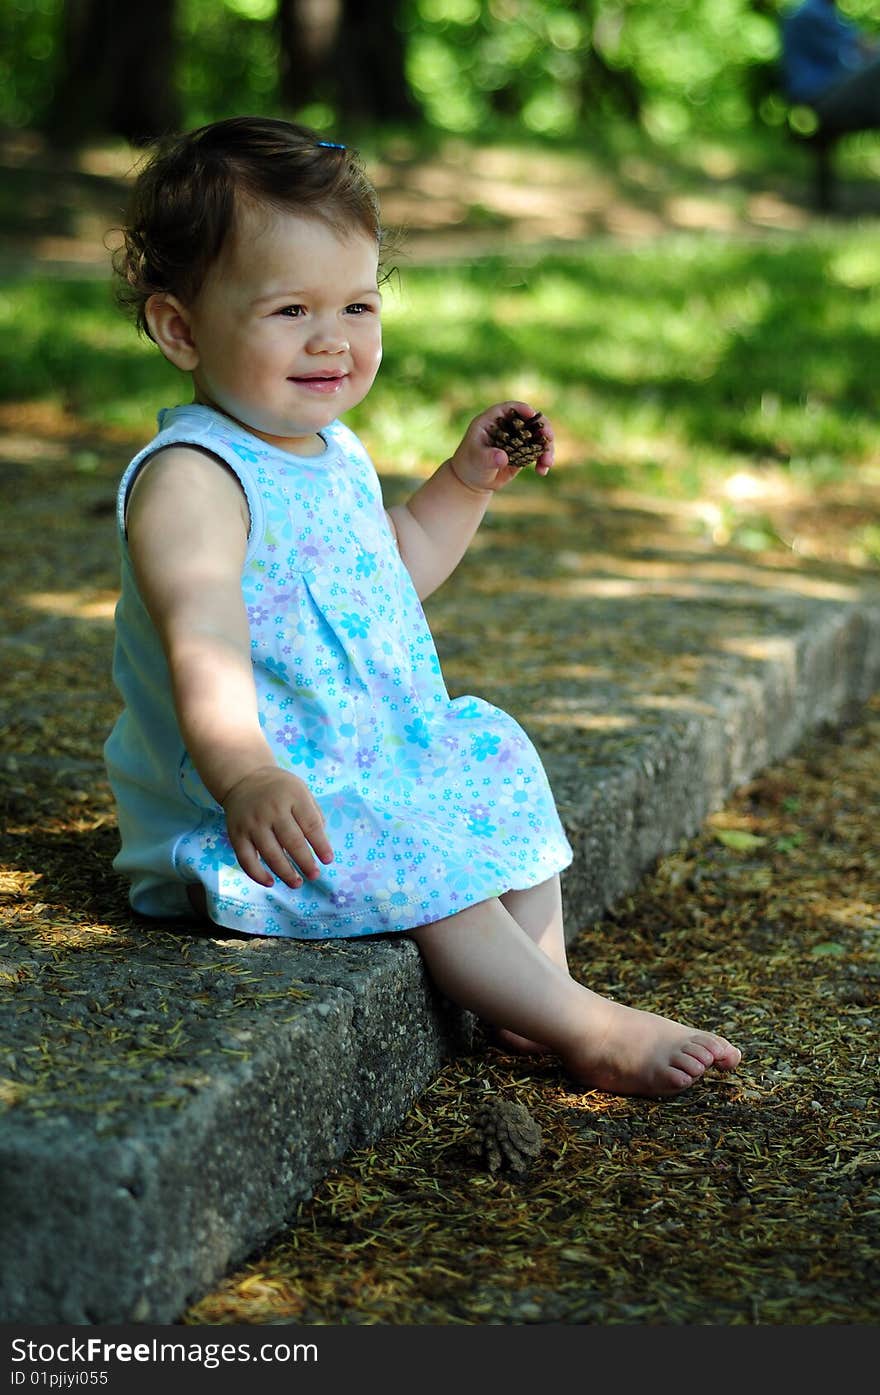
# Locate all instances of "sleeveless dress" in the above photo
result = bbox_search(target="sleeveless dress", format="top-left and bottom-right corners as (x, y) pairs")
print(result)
(104, 404), (573, 939)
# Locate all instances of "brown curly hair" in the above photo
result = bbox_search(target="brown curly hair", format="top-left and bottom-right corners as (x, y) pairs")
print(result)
(113, 116), (387, 340)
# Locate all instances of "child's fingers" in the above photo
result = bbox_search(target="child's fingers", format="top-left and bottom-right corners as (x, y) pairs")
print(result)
(233, 835), (277, 888)
(263, 833), (305, 886)
(489, 400), (549, 430)
(516, 400), (545, 422)
(233, 826), (312, 888)
(261, 819), (318, 884)
(536, 433), (555, 475)
(272, 807), (334, 883)
(293, 802), (334, 866)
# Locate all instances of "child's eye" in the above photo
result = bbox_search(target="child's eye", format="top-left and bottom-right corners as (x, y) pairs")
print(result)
(278, 305), (306, 318)
(345, 303), (375, 315)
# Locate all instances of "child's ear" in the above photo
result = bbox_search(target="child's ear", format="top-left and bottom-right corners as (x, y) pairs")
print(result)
(145, 294), (200, 372)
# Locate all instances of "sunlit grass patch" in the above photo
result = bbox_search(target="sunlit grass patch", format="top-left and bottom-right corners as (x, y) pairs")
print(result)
(2, 221), (879, 500)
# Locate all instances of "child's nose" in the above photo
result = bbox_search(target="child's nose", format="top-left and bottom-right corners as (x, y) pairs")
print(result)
(307, 320), (349, 354)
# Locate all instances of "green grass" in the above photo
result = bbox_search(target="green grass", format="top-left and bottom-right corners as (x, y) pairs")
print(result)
(3, 222), (880, 497)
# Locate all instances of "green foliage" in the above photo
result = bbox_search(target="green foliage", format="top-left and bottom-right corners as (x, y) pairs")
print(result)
(4, 0), (880, 140)
(404, 0), (785, 139)
(405, 0), (592, 136)
(0, 0), (62, 129)
(0, 0), (283, 133)
(176, 0), (280, 130)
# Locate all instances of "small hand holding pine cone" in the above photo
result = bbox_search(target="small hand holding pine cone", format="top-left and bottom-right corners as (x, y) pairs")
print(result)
(467, 1095), (543, 1176)
(487, 408), (547, 470)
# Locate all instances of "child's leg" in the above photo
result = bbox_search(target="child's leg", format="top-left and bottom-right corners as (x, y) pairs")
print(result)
(500, 875), (568, 969)
(496, 875), (567, 1055)
(409, 896), (741, 1098)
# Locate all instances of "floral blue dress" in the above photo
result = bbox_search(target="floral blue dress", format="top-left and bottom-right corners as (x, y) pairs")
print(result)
(104, 404), (572, 938)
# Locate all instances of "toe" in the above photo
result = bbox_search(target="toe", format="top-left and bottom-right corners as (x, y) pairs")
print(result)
(681, 1040), (715, 1067)
(696, 1033), (741, 1068)
(663, 1065), (699, 1093)
(713, 1040), (742, 1069)
(670, 1050), (707, 1079)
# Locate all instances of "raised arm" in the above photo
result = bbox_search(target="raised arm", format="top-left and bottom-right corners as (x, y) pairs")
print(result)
(386, 402), (552, 600)
(126, 447), (333, 888)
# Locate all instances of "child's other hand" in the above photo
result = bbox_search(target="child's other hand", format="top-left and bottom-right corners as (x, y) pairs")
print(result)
(222, 766), (334, 889)
(449, 402), (554, 492)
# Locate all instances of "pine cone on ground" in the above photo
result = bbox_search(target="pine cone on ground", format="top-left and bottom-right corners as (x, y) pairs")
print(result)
(467, 1096), (543, 1175)
(488, 408), (546, 469)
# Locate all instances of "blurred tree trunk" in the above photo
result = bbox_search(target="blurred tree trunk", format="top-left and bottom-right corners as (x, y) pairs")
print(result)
(335, 0), (415, 122)
(578, 45), (642, 123)
(47, 0), (179, 146)
(579, 0), (642, 124)
(746, 0), (783, 116)
(278, 0), (415, 123)
(279, 0), (341, 109)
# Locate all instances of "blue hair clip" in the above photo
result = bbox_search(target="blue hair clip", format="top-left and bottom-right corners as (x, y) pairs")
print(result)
(316, 140), (346, 150)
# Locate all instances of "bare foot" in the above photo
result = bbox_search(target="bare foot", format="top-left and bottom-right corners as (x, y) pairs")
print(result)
(563, 999), (741, 1098)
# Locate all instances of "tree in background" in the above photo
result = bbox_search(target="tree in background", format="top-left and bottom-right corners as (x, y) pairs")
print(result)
(279, 0), (415, 123)
(4, 0), (879, 149)
(46, 0), (179, 145)
(579, 0), (642, 123)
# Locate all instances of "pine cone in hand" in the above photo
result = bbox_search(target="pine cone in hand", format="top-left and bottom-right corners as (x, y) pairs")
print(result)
(467, 1096), (543, 1176)
(488, 408), (547, 469)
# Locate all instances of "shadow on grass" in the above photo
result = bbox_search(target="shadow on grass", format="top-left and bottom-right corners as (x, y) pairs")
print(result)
(2, 233), (880, 476)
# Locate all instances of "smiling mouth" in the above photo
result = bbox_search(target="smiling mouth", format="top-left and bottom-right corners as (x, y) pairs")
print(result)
(290, 373), (348, 393)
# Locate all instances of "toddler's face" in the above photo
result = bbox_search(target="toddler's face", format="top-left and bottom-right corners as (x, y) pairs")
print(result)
(185, 203), (383, 456)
